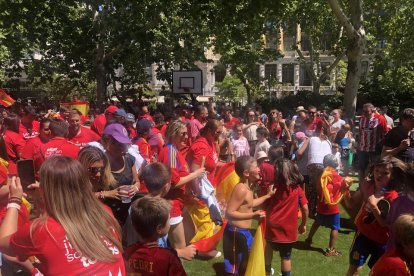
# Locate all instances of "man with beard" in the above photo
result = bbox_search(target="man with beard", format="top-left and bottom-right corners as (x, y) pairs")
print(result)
(67, 109), (100, 148)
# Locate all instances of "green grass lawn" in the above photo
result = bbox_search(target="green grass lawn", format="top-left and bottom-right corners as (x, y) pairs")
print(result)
(183, 182), (371, 275)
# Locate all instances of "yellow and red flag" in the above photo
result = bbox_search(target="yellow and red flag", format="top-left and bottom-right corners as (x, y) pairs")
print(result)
(189, 162), (239, 252)
(60, 101), (90, 116)
(0, 89), (15, 107)
(245, 223), (266, 276)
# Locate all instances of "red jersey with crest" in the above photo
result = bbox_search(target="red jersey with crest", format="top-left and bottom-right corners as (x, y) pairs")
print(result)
(187, 137), (218, 187)
(124, 242), (186, 276)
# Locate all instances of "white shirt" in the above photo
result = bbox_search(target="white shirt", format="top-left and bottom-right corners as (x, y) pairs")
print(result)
(307, 137), (332, 165)
(254, 140), (271, 159)
(331, 119), (346, 130)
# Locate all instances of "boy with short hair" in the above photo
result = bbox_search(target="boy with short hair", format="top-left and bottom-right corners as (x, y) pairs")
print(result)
(124, 197), (187, 275)
(224, 156), (275, 275)
(137, 162), (197, 260)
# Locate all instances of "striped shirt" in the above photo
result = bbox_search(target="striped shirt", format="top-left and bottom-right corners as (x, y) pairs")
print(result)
(358, 114), (387, 152)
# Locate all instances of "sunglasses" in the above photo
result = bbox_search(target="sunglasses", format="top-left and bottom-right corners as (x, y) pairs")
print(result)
(309, 112), (316, 115)
(88, 167), (105, 175)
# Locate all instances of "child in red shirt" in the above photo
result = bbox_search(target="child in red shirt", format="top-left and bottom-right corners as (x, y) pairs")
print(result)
(265, 159), (309, 276)
(133, 119), (153, 164)
(305, 154), (352, 256)
(343, 157), (407, 274)
(124, 197), (187, 276)
(371, 213), (414, 276)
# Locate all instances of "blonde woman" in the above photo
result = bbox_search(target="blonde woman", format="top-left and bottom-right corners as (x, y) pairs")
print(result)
(77, 146), (120, 200)
(0, 156), (125, 275)
(158, 120), (205, 260)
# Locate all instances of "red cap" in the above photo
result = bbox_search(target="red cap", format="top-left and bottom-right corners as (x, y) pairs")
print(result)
(105, 105), (119, 114)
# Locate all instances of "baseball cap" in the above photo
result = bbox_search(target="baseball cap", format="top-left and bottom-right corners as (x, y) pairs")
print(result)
(136, 119), (153, 135)
(103, 123), (131, 144)
(115, 108), (127, 118)
(105, 105), (118, 114)
(126, 113), (135, 123)
(295, 132), (307, 140)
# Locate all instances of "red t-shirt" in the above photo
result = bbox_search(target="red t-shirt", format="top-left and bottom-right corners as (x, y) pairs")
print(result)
(355, 180), (398, 244)
(265, 185), (308, 243)
(258, 162), (274, 198)
(124, 242), (186, 276)
(128, 127), (137, 140)
(133, 137), (152, 163)
(160, 124), (168, 139)
(141, 114), (154, 122)
(40, 138), (80, 160)
(302, 117), (323, 133)
(21, 136), (44, 160)
(223, 117), (241, 130)
(3, 130), (26, 160)
(187, 137), (218, 187)
(68, 126), (101, 148)
(371, 249), (413, 276)
(10, 216), (125, 276)
(268, 122), (282, 140)
(91, 114), (106, 136)
(158, 144), (190, 218)
(316, 169), (344, 215)
(19, 121), (40, 140)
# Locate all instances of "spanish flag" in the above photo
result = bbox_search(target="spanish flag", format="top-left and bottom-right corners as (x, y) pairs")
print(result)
(60, 101), (90, 116)
(189, 162), (239, 252)
(0, 89), (15, 107)
(245, 224), (266, 276)
(320, 167), (353, 205)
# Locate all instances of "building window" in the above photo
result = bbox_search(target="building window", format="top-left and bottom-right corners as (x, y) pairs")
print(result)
(214, 65), (226, 82)
(282, 64), (294, 85)
(265, 64), (277, 80)
(283, 35), (295, 52)
(299, 65), (312, 86)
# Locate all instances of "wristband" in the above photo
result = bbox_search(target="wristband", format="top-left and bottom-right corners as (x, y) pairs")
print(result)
(8, 198), (22, 204)
(7, 202), (21, 211)
(9, 196), (22, 201)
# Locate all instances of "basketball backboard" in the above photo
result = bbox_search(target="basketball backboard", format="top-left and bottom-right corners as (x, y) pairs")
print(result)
(172, 70), (203, 94)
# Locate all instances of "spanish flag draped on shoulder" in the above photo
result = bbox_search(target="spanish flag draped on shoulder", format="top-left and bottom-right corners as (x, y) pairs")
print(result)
(0, 89), (15, 107)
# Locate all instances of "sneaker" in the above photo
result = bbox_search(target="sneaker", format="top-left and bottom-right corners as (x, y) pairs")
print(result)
(324, 248), (342, 257)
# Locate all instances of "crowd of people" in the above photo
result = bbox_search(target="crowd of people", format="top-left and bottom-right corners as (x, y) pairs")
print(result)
(0, 100), (412, 275)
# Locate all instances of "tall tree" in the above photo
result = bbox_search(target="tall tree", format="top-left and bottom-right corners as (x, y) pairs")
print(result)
(327, 0), (365, 118)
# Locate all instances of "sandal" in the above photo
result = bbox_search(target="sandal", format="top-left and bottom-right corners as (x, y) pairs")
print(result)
(324, 248), (342, 257)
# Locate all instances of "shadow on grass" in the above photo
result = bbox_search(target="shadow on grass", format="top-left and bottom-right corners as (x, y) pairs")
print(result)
(293, 241), (325, 254)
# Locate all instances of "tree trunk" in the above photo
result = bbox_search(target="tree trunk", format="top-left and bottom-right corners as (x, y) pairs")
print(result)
(327, 0), (365, 119)
(312, 80), (320, 94)
(343, 34), (363, 119)
(244, 82), (252, 104)
(96, 63), (107, 103)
